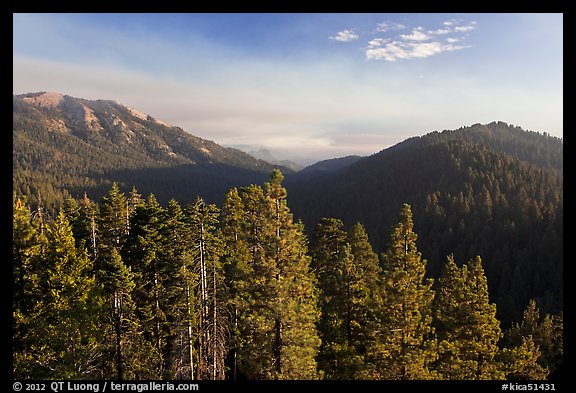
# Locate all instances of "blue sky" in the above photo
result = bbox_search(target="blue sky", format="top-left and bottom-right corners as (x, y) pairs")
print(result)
(13, 13), (563, 165)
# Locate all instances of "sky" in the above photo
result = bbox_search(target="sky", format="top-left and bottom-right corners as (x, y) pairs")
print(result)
(13, 13), (563, 165)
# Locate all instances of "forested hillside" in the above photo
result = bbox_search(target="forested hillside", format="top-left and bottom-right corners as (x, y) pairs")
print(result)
(13, 173), (563, 380)
(13, 94), (563, 381)
(288, 122), (563, 325)
(13, 92), (289, 213)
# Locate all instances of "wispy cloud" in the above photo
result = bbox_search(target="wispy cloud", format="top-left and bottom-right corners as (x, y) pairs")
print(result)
(366, 41), (468, 62)
(376, 21), (406, 32)
(329, 29), (359, 42)
(446, 37), (462, 43)
(454, 22), (477, 33)
(429, 28), (452, 35)
(364, 19), (477, 62)
(400, 27), (430, 41)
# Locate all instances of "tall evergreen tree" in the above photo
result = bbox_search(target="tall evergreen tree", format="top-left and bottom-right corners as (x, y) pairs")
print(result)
(96, 245), (160, 379)
(96, 184), (162, 379)
(124, 194), (167, 376)
(434, 255), (504, 379)
(161, 198), (196, 380)
(27, 212), (105, 378)
(186, 197), (227, 380)
(263, 170), (320, 379)
(369, 203), (436, 379)
(63, 193), (99, 259)
(98, 182), (128, 251)
(504, 299), (562, 378)
(346, 222), (383, 377)
(220, 188), (252, 380)
(13, 195), (42, 379)
(310, 218), (362, 379)
(310, 220), (383, 379)
(230, 171), (320, 379)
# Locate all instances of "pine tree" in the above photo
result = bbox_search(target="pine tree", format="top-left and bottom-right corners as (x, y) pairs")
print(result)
(229, 171), (320, 380)
(13, 195), (42, 378)
(370, 203), (436, 379)
(98, 182), (128, 251)
(504, 299), (561, 378)
(310, 218), (362, 379)
(499, 335), (548, 380)
(263, 170), (320, 379)
(63, 193), (99, 259)
(220, 188), (252, 380)
(434, 255), (505, 379)
(27, 212), (105, 378)
(161, 198), (196, 379)
(96, 245), (160, 379)
(124, 194), (166, 376)
(346, 222), (383, 377)
(95, 185), (162, 379)
(310, 220), (383, 379)
(186, 197), (227, 380)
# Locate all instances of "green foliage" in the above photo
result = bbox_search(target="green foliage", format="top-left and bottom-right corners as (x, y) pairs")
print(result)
(369, 204), (437, 379)
(503, 300), (563, 378)
(288, 122), (563, 325)
(13, 93), (290, 214)
(433, 255), (505, 379)
(310, 219), (383, 379)
(222, 171), (320, 379)
(13, 173), (562, 380)
(21, 212), (105, 378)
(499, 336), (548, 380)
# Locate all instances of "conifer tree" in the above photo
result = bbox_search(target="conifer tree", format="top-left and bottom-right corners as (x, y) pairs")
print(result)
(504, 299), (561, 378)
(229, 171), (320, 380)
(13, 195), (42, 378)
(186, 197), (227, 380)
(370, 203), (436, 379)
(96, 245), (160, 379)
(161, 198), (196, 379)
(310, 218), (361, 379)
(346, 222), (383, 377)
(123, 194), (167, 376)
(434, 255), (504, 379)
(63, 193), (99, 259)
(499, 335), (548, 380)
(98, 182), (128, 251)
(262, 170), (320, 379)
(28, 212), (105, 378)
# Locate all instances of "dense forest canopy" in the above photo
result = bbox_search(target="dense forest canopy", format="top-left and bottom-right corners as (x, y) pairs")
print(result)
(287, 122), (563, 325)
(13, 93), (563, 381)
(13, 173), (563, 380)
(13, 92), (290, 212)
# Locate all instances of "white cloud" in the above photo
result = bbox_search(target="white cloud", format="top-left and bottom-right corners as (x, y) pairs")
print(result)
(364, 19), (477, 62)
(330, 29), (359, 42)
(376, 21), (406, 32)
(429, 28), (452, 35)
(400, 28), (430, 41)
(367, 38), (388, 48)
(454, 22), (477, 32)
(366, 41), (468, 62)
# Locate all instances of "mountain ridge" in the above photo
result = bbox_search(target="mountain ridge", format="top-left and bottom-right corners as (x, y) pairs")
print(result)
(13, 92), (292, 210)
(286, 122), (562, 324)
(13, 94), (563, 324)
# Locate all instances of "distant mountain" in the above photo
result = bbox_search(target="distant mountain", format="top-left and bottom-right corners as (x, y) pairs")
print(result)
(13, 97), (563, 325)
(235, 146), (304, 172)
(289, 155), (364, 180)
(287, 122), (563, 324)
(13, 92), (290, 210)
